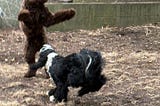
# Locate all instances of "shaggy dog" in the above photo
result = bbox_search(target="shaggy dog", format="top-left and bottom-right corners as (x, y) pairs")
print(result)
(18, 0), (75, 77)
(30, 44), (106, 102)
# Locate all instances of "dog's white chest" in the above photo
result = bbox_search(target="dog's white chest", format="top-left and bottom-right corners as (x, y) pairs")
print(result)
(45, 53), (58, 70)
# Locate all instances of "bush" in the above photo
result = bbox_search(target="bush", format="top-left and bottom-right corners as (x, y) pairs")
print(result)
(0, 0), (21, 28)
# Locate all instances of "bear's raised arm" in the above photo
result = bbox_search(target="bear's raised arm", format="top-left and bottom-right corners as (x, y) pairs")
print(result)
(42, 8), (76, 27)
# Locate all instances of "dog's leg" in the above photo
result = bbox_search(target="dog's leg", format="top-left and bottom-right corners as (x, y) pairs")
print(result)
(53, 82), (68, 102)
(47, 88), (57, 102)
(47, 88), (56, 96)
(78, 75), (106, 96)
(78, 86), (91, 97)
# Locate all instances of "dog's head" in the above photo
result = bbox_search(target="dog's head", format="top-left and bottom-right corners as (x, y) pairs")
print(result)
(39, 44), (56, 57)
(39, 44), (58, 71)
(40, 44), (53, 52)
(29, 44), (57, 70)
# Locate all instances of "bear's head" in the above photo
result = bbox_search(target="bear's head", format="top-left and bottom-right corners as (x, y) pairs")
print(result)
(18, 0), (50, 28)
(24, 0), (48, 9)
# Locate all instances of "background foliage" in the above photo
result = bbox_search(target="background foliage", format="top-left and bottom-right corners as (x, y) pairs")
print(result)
(0, 0), (21, 28)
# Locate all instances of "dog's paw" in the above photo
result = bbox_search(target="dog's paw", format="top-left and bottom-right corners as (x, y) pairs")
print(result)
(47, 89), (55, 96)
(46, 91), (50, 96)
(49, 95), (55, 102)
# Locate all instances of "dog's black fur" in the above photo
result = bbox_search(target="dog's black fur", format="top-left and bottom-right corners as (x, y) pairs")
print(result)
(30, 44), (106, 102)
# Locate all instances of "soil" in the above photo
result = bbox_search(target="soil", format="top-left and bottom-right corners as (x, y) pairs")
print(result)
(0, 24), (160, 106)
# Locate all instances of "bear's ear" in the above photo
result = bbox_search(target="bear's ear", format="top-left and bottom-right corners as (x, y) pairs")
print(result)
(18, 9), (32, 22)
(28, 0), (48, 4)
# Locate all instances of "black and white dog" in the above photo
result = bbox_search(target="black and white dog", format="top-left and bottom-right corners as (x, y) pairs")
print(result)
(30, 44), (106, 102)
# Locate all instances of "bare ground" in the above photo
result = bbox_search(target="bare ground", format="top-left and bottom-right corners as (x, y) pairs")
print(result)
(0, 24), (160, 106)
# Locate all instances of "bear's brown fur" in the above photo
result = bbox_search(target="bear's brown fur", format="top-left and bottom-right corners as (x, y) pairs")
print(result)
(18, 0), (75, 77)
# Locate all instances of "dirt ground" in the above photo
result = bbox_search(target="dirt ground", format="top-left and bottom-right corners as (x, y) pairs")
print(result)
(0, 24), (160, 106)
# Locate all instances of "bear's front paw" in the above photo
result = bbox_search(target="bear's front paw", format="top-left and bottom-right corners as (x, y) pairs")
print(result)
(66, 8), (76, 19)
(18, 9), (32, 22)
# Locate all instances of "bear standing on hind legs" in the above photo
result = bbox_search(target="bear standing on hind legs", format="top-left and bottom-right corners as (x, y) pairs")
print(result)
(18, 0), (75, 77)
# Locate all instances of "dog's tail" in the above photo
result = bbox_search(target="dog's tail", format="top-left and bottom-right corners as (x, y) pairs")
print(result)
(80, 49), (107, 91)
(80, 49), (105, 77)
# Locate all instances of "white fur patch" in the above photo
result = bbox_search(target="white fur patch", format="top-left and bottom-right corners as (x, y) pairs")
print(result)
(40, 44), (53, 53)
(46, 91), (50, 96)
(45, 52), (58, 70)
(85, 55), (92, 75)
(49, 95), (55, 102)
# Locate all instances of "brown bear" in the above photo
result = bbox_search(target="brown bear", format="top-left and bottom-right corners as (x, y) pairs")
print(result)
(18, 0), (75, 77)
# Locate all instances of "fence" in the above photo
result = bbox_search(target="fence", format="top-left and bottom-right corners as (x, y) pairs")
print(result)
(0, 1), (160, 31)
(47, 2), (160, 31)
(48, 0), (160, 3)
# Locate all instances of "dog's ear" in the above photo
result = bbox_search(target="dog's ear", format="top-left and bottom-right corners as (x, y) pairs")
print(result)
(18, 9), (32, 22)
